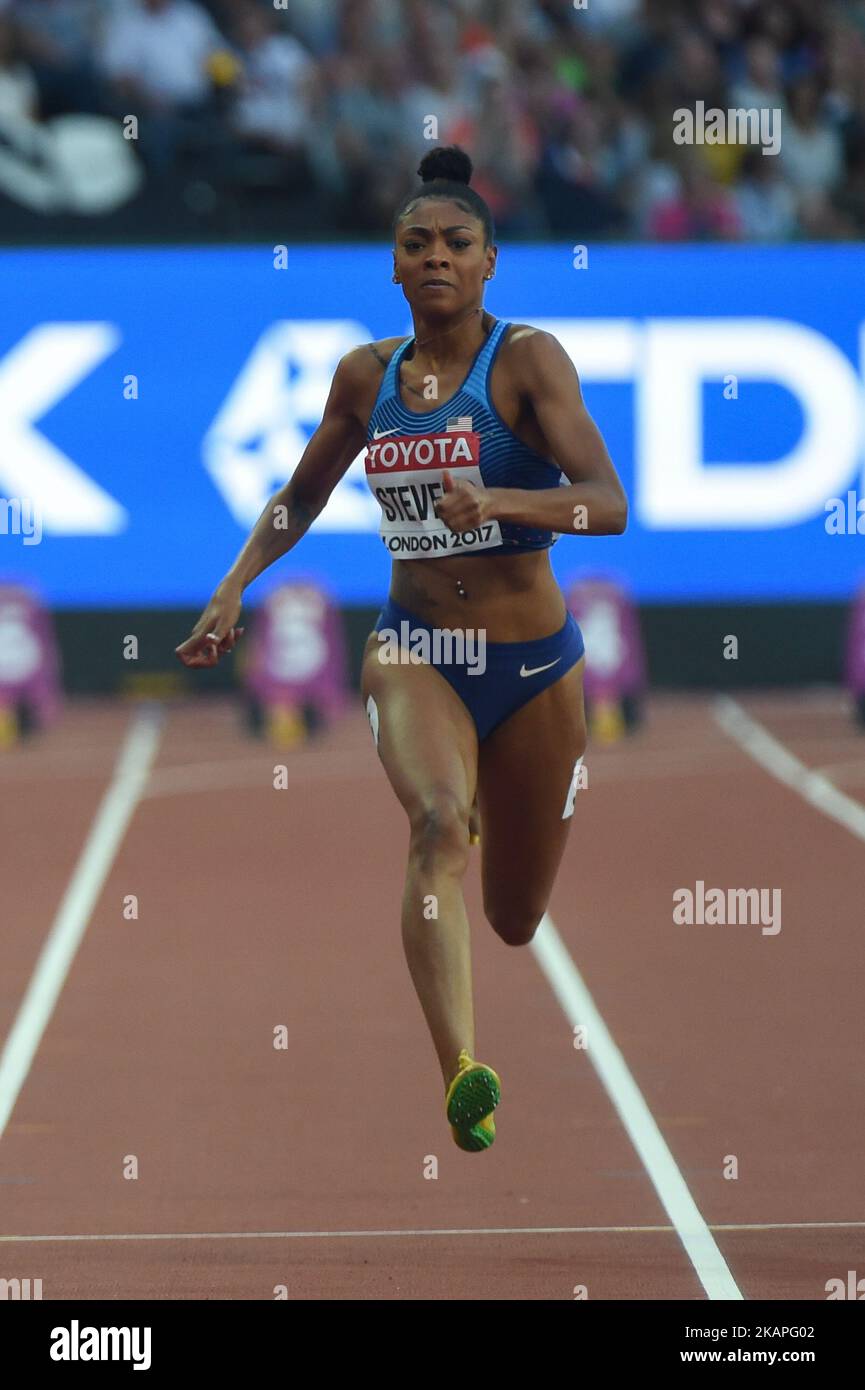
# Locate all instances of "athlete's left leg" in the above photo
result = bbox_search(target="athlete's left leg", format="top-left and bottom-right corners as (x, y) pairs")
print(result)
(476, 657), (587, 946)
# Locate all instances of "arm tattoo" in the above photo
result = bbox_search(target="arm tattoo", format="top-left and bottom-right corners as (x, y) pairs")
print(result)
(289, 495), (314, 532)
(367, 343), (391, 371)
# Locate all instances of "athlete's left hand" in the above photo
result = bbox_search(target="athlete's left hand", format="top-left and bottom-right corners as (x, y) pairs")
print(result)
(434, 470), (497, 534)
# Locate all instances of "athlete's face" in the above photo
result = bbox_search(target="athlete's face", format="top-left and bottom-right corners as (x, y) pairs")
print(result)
(393, 200), (496, 312)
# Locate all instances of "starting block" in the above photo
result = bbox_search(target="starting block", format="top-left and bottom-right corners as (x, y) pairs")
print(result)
(844, 582), (865, 727)
(0, 584), (62, 746)
(565, 576), (647, 743)
(241, 581), (349, 748)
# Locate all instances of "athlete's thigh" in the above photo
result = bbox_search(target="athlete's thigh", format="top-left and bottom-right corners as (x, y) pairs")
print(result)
(476, 656), (587, 919)
(360, 632), (479, 822)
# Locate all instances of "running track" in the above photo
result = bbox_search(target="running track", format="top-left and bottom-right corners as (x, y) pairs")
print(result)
(1, 689), (862, 1300)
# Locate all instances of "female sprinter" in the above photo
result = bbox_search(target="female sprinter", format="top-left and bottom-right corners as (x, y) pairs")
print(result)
(176, 147), (627, 1153)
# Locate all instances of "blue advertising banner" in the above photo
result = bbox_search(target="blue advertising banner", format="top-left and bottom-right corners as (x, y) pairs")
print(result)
(0, 244), (862, 606)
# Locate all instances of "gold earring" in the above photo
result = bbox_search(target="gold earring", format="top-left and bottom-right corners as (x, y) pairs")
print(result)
(392, 274), (399, 283)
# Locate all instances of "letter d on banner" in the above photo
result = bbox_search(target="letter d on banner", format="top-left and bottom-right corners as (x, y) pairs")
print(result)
(638, 319), (860, 528)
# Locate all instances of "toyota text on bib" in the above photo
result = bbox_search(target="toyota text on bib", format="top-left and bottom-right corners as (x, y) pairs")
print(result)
(365, 429), (504, 557)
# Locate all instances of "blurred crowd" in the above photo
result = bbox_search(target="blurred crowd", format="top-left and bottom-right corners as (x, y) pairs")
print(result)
(1, 0), (864, 239)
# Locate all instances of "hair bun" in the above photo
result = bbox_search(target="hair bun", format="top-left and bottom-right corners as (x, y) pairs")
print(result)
(417, 146), (473, 186)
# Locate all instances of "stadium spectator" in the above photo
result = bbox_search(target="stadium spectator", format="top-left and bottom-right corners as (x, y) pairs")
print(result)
(780, 75), (844, 202)
(729, 36), (786, 114)
(537, 100), (629, 235)
(734, 145), (798, 240)
(401, 33), (474, 147)
(445, 62), (545, 233)
(0, 15), (38, 121)
(12, 0), (104, 115)
(98, 0), (229, 175)
(834, 122), (865, 236)
(649, 153), (742, 240)
(100, 0), (226, 108)
(228, 3), (313, 157)
(274, 0), (342, 58)
(326, 46), (418, 229)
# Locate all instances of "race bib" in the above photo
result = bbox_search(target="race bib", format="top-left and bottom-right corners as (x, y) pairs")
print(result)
(365, 427), (503, 558)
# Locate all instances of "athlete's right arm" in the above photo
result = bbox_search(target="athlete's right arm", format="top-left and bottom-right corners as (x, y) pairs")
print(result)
(176, 348), (372, 668)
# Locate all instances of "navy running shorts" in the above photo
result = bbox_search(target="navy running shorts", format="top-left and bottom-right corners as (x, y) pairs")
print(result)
(373, 596), (585, 742)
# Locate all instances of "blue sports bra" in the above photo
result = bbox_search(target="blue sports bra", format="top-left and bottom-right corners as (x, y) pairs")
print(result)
(365, 319), (564, 560)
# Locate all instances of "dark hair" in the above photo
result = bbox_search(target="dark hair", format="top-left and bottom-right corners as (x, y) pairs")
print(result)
(393, 146), (495, 247)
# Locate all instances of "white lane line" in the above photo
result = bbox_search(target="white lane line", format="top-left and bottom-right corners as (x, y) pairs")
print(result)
(713, 695), (865, 843)
(710, 1221), (865, 1232)
(1, 1220), (860, 1244)
(141, 756), (737, 803)
(531, 915), (743, 1301)
(143, 753), (378, 800)
(0, 1227), (679, 1244)
(0, 705), (165, 1141)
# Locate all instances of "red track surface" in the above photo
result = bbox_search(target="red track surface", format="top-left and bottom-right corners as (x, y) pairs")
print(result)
(1, 690), (862, 1299)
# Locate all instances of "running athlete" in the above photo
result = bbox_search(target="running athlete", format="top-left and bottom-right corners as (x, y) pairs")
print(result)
(176, 147), (627, 1153)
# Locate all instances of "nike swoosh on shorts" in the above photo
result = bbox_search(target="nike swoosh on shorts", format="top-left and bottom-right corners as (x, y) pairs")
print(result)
(519, 658), (562, 678)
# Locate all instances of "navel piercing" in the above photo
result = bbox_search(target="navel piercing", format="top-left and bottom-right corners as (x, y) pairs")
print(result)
(456, 577), (467, 599)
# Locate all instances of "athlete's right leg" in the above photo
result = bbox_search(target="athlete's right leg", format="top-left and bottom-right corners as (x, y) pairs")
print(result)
(360, 631), (478, 1091)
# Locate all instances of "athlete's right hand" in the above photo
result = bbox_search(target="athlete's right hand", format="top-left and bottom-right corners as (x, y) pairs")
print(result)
(175, 585), (245, 668)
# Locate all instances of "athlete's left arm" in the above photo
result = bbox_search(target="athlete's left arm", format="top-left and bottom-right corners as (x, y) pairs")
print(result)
(491, 330), (627, 535)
